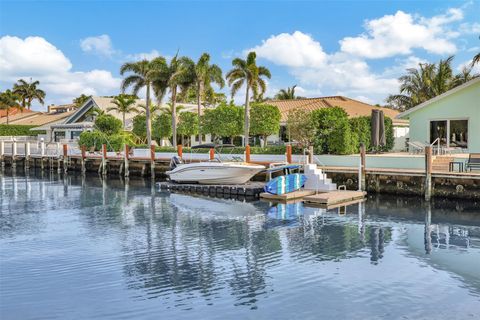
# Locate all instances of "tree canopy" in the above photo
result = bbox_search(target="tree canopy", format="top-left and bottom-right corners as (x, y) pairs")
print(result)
(249, 103), (281, 147)
(201, 103), (243, 142)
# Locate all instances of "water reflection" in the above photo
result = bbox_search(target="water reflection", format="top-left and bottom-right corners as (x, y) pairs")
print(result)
(1, 171), (480, 319)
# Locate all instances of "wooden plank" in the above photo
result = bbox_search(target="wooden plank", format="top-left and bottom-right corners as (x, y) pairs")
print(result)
(303, 190), (366, 206)
(304, 198), (365, 209)
(260, 189), (316, 201)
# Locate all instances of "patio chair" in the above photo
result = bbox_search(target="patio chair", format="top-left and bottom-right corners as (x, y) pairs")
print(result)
(466, 153), (480, 172)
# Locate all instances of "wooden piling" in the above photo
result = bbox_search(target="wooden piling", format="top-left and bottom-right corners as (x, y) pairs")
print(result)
(286, 145), (292, 164)
(124, 144), (130, 178)
(360, 143), (366, 191)
(25, 142), (30, 169)
(245, 144), (251, 163)
(40, 140), (45, 170)
(0, 140), (4, 168)
(209, 148), (215, 160)
(81, 145), (86, 174)
(101, 144), (107, 176)
(177, 144), (183, 159)
(150, 144), (156, 179)
(308, 146), (314, 164)
(425, 146), (432, 201)
(63, 144), (68, 173)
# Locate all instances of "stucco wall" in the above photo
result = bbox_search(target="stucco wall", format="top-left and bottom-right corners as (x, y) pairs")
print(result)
(407, 81), (480, 152)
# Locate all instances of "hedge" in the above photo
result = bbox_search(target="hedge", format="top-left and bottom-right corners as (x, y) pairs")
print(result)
(78, 130), (135, 152)
(134, 145), (305, 155)
(0, 125), (45, 136)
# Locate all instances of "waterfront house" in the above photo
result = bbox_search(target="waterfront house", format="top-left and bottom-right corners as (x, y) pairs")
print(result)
(265, 96), (409, 151)
(397, 77), (480, 153)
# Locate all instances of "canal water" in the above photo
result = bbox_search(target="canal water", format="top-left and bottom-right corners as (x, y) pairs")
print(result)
(1, 172), (480, 320)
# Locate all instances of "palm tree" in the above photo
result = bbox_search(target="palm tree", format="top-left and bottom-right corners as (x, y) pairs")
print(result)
(120, 57), (168, 145)
(0, 90), (21, 124)
(155, 54), (195, 147)
(73, 94), (91, 108)
(107, 94), (139, 129)
(386, 56), (478, 110)
(159, 102), (185, 116)
(226, 51), (271, 146)
(274, 85), (297, 100)
(13, 79), (46, 110)
(193, 53), (224, 143)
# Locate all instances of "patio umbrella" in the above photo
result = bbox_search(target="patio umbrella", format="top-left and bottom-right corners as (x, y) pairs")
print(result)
(379, 110), (386, 147)
(371, 110), (380, 148)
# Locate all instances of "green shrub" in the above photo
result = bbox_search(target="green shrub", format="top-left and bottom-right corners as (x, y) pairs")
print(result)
(152, 113), (172, 143)
(249, 104), (281, 147)
(0, 124), (44, 136)
(132, 114), (147, 140)
(94, 114), (122, 135)
(311, 107), (351, 154)
(78, 130), (134, 151)
(348, 115), (394, 153)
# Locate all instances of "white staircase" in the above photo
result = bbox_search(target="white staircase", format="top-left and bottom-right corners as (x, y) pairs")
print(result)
(303, 163), (337, 192)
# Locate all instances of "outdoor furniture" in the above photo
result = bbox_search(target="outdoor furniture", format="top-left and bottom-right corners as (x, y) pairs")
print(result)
(466, 153), (480, 172)
(449, 161), (463, 172)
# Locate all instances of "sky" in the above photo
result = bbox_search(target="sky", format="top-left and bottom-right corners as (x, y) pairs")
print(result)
(0, 0), (479, 111)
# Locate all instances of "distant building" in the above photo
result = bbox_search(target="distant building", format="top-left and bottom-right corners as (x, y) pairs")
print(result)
(397, 77), (480, 153)
(265, 96), (408, 151)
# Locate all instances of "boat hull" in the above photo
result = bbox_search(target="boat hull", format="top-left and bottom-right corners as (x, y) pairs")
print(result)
(166, 162), (265, 185)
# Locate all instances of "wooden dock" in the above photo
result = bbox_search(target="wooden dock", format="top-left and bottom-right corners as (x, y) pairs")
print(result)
(303, 190), (367, 206)
(260, 189), (316, 201)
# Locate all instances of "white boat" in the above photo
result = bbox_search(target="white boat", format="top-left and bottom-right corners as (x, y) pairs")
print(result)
(166, 144), (265, 185)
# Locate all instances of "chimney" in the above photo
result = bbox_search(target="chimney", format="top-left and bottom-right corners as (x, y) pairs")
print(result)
(48, 105), (52, 113)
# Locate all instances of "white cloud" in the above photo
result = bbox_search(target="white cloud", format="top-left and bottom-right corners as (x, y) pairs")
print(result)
(247, 31), (327, 68)
(0, 36), (121, 109)
(80, 34), (115, 57)
(125, 49), (162, 61)
(339, 9), (462, 58)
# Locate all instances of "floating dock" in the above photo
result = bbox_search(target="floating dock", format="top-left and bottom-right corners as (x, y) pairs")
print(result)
(260, 190), (316, 201)
(303, 190), (367, 206)
(158, 181), (266, 198)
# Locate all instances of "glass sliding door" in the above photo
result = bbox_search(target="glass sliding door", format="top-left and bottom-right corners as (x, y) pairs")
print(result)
(449, 120), (468, 149)
(429, 120), (447, 146)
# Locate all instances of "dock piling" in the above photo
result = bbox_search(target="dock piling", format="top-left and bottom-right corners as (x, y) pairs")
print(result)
(150, 144), (156, 179)
(12, 141), (17, 169)
(25, 142), (30, 170)
(177, 144), (183, 159)
(0, 140), (4, 168)
(245, 144), (251, 163)
(425, 146), (432, 201)
(124, 144), (129, 177)
(359, 143), (366, 191)
(286, 145), (292, 164)
(101, 144), (107, 176)
(81, 145), (86, 174)
(209, 148), (215, 161)
(63, 144), (68, 173)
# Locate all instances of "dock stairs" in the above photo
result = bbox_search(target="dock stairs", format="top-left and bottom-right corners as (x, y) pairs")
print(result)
(303, 164), (337, 191)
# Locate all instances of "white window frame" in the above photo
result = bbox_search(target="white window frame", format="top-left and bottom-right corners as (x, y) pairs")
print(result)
(428, 117), (469, 149)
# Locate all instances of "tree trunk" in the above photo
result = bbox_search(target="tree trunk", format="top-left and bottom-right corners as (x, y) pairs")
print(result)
(145, 83), (152, 146)
(6, 109), (9, 125)
(123, 112), (126, 130)
(244, 86), (250, 147)
(263, 135), (267, 148)
(171, 87), (177, 149)
(197, 81), (202, 144)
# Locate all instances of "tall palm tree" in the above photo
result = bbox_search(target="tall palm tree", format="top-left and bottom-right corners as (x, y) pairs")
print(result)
(386, 56), (478, 110)
(193, 53), (224, 143)
(155, 54), (195, 147)
(0, 90), (21, 124)
(120, 57), (168, 145)
(73, 94), (91, 108)
(226, 51), (271, 146)
(274, 85), (297, 100)
(13, 79), (46, 110)
(472, 50), (480, 66)
(107, 94), (139, 129)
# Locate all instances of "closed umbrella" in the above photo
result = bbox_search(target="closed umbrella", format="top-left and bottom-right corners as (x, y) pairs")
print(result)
(379, 110), (386, 147)
(371, 110), (380, 148)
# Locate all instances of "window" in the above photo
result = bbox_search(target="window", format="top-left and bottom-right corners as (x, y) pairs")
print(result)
(449, 120), (468, 148)
(71, 131), (82, 140)
(429, 119), (468, 149)
(54, 131), (65, 142)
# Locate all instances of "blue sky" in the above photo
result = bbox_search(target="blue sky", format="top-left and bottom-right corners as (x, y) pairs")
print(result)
(0, 0), (479, 110)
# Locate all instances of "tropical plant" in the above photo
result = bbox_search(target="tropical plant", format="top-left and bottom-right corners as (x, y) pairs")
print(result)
(201, 103), (243, 143)
(107, 94), (139, 128)
(274, 85), (297, 100)
(472, 51), (480, 66)
(132, 114), (147, 142)
(387, 56), (478, 110)
(13, 79), (46, 110)
(94, 114), (123, 135)
(73, 94), (91, 108)
(177, 112), (199, 146)
(120, 57), (167, 145)
(192, 53), (224, 143)
(0, 90), (21, 124)
(311, 107), (354, 154)
(226, 51), (271, 145)
(249, 103), (281, 147)
(78, 130), (134, 152)
(159, 102), (185, 116)
(286, 108), (316, 148)
(152, 113), (172, 144)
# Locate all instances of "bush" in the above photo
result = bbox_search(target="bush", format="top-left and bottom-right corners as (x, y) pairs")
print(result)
(94, 114), (122, 135)
(78, 130), (134, 152)
(132, 114), (147, 140)
(152, 113), (172, 143)
(0, 124), (44, 136)
(348, 115), (394, 153)
(311, 107), (352, 154)
(249, 104), (281, 147)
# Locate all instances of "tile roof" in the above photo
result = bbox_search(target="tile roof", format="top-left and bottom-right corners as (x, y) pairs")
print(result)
(0, 110), (75, 126)
(265, 96), (400, 122)
(0, 108), (33, 118)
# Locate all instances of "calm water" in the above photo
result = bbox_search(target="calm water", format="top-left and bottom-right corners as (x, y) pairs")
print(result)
(1, 172), (480, 320)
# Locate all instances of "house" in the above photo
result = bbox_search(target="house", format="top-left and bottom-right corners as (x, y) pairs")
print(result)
(0, 104), (75, 141)
(397, 77), (480, 153)
(265, 96), (408, 150)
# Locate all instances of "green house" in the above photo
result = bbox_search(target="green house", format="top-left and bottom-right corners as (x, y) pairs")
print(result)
(397, 77), (480, 153)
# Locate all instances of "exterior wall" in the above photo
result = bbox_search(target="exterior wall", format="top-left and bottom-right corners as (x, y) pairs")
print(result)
(393, 126), (409, 151)
(407, 81), (480, 152)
